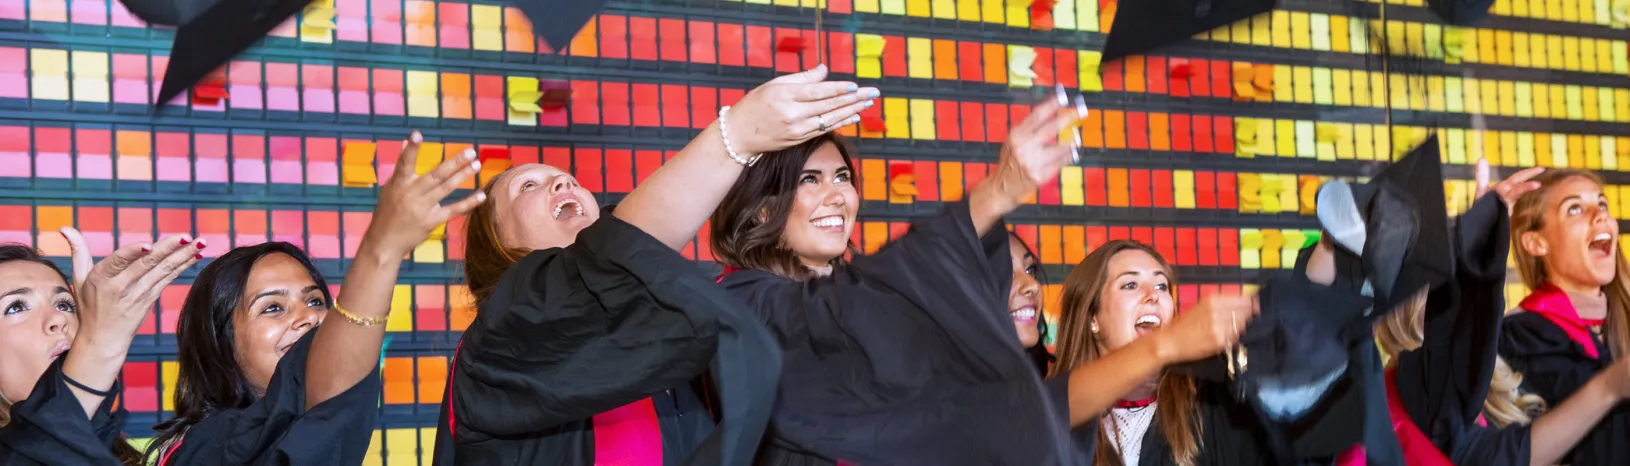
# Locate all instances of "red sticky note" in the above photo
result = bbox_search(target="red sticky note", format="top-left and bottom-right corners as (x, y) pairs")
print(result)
(660, 18), (688, 62)
(1086, 226), (1108, 252)
(1084, 168), (1107, 206)
(1033, 47), (1055, 86)
(914, 160), (939, 202)
(1217, 173), (1237, 210)
(601, 82), (631, 127)
(690, 86), (717, 130)
(1154, 227), (1176, 264)
(1056, 50), (1077, 89)
(778, 35), (807, 53)
(478, 147), (509, 162)
(1196, 171), (1217, 208)
(1198, 227), (1219, 266)
(1128, 169), (1151, 207)
(746, 25), (774, 69)
(1169, 62), (1191, 98)
(1190, 59), (1211, 98)
(961, 102), (986, 142)
(1153, 170), (1173, 208)
(828, 32), (856, 74)
(719, 24), (746, 67)
(1126, 111), (1149, 150)
(773, 28), (804, 73)
(959, 41), (983, 83)
(573, 149), (604, 192)
(936, 101), (961, 142)
(1146, 56), (1168, 95)
(570, 81), (600, 125)
(689, 21), (717, 65)
(599, 15), (629, 59)
(1210, 60), (1231, 98)
(985, 104), (1009, 143)
(883, 36), (907, 77)
(1171, 114), (1193, 152)
(1101, 59), (1124, 91)
(1176, 227), (1197, 266)
(1212, 117), (1233, 154)
(631, 83), (661, 127)
(543, 147), (571, 170)
(510, 146), (539, 165)
(1220, 228), (1240, 266)
(1131, 227), (1153, 245)
(635, 150), (662, 185)
(661, 84), (689, 128)
(605, 149), (633, 193)
(629, 16), (658, 61)
(1193, 115), (1214, 152)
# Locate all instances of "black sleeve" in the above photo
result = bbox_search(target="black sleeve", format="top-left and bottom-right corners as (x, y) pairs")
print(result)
(0, 357), (127, 466)
(163, 330), (380, 465)
(1396, 194), (1523, 463)
(1043, 376), (1098, 461)
(450, 213), (779, 466)
(1447, 423), (1532, 466)
(723, 201), (1023, 377)
(1499, 313), (1601, 404)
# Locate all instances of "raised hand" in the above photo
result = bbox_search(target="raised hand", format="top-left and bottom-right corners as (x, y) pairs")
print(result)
(990, 98), (1080, 208)
(1475, 158), (1544, 212)
(362, 132), (487, 257)
(722, 65), (879, 155)
(64, 228), (201, 352)
(1154, 294), (1258, 364)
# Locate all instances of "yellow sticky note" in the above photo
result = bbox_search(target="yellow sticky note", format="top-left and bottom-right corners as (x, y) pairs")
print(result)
(1053, 0), (1077, 30)
(1515, 82), (1534, 117)
(1310, 14), (1332, 50)
(1008, 45), (1037, 87)
(1253, 13), (1272, 46)
(1600, 87), (1617, 122)
(1080, 51), (1104, 92)
(1076, 0), (1098, 31)
(1259, 174), (1283, 213)
(506, 77), (540, 126)
(1061, 167), (1084, 205)
(1495, 30), (1515, 66)
(981, 0), (1004, 23)
(1424, 24), (1444, 59)
(1240, 230), (1263, 269)
(70, 51), (109, 103)
(1258, 118), (1276, 156)
(1300, 178), (1322, 215)
(1278, 176), (1299, 213)
(407, 71), (440, 118)
(909, 98), (936, 140)
(385, 285), (414, 331)
(1356, 125), (1375, 161)
(1292, 66), (1313, 103)
(856, 34), (886, 79)
(1333, 70), (1353, 106)
(1239, 173), (1263, 213)
(1236, 118), (1259, 158)
(1518, 132), (1537, 167)
(1500, 131), (1519, 167)
(1350, 17), (1370, 54)
(1445, 77), (1464, 112)
(413, 238), (445, 264)
(1316, 123), (1341, 142)
(1531, 33), (1549, 69)
(1448, 128), (1467, 165)
(1275, 120), (1296, 157)
(883, 97), (909, 139)
(1550, 85), (1568, 119)
(1312, 67), (1333, 105)
(1174, 170), (1196, 209)
(1617, 89), (1630, 123)
(1534, 83), (1552, 119)
(1005, 0), (1030, 27)
(1334, 123), (1356, 160)
(906, 0), (931, 17)
(1281, 230), (1306, 268)
(471, 4), (503, 51)
(1614, 40), (1629, 73)
(907, 37), (933, 79)
(1274, 64), (1294, 103)
(1272, 11), (1293, 47)
(1291, 12), (1312, 49)
(1604, 137), (1619, 170)
(1586, 135), (1604, 170)
(1585, 87), (1602, 121)
(1444, 27), (1465, 63)
(1353, 71), (1372, 107)
(1498, 80), (1517, 116)
(1260, 230), (1285, 268)
(1330, 15), (1349, 52)
(415, 142), (444, 175)
(882, 0), (906, 15)
(342, 142), (379, 187)
(300, 0), (336, 44)
(1295, 120), (1316, 158)
(1566, 85), (1585, 120)
(30, 49), (69, 101)
(1564, 36), (1582, 71)
(429, 222), (447, 241)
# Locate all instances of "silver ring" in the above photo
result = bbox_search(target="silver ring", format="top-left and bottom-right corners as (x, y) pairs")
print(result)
(816, 114), (829, 132)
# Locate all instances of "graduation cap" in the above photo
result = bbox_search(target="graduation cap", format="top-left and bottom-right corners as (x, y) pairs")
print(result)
(1425, 0), (1496, 25)
(1172, 136), (1455, 419)
(1099, 0), (1277, 63)
(1315, 134), (1455, 316)
(137, 0), (608, 108)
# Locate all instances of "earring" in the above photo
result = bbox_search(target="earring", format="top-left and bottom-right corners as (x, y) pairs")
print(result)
(1090, 322), (1100, 334)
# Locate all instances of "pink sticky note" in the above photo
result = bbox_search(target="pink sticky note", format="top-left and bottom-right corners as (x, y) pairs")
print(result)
(84, 231), (115, 256)
(70, 0), (108, 26)
(228, 85), (264, 110)
(108, 1), (144, 27)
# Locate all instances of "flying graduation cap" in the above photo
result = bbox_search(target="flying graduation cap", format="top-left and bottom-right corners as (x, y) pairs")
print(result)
(128, 0), (610, 108)
(1170, 135), (1455, 418)
(1099, 0), (1278, 63)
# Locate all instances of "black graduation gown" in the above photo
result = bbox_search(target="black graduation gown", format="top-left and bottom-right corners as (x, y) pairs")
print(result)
(0, 356), (128, 465)
(718, 202), (1079, 466)
(1392, 194), (1530, 465)
(1500, 286), (1630, 464)
(158, 329), (380, 465)
(432, 210), (780, 466)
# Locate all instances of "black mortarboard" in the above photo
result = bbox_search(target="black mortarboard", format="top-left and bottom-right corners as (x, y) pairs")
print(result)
(512, 0), (613, 53)
(1425, 0), (1495, 25)
(149, 0), (311, 107)
(1099, 0), (1277, 63)
(141, 0), (609, 108)
(1316, 135), (1455, 316)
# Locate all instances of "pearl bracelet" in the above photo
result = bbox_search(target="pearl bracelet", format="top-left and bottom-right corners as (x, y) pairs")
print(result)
(718, 106), (761, 167)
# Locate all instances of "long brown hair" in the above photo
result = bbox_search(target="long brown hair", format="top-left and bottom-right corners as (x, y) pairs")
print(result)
(462, 168), (531, 304)
(1509, 169), (1630, 360)
(709, 134), (857, 281)
(1050, 240), (1201, 466)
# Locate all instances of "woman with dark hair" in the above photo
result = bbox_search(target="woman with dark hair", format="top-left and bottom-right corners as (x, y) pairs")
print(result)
(1498, 167), (1630, 464)
(0, 230), (200, 465)
(436, 67), (875, 465)
(708, 97), (1253, 464)
(1009, 232), (1055, 375)
(148, 133), (486, 465)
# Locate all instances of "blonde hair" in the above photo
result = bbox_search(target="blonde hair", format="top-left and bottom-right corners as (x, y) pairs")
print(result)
(0, 390), (10, 427)
(1368, 284), (1544, 428)
(1510, 169), (1630, 360)
(1484, 358), (1547, 427)
(1051, 240), (1201, 466)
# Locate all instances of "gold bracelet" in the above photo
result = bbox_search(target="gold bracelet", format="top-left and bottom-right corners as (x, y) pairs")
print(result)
(332, 303), (389, 327)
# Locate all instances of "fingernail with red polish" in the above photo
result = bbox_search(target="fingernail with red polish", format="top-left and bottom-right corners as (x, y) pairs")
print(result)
(195, 254), (203, 260)
(178, 238), (190, 246)
(196, 241), (207, 250)
(141, 246), (151, 254)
